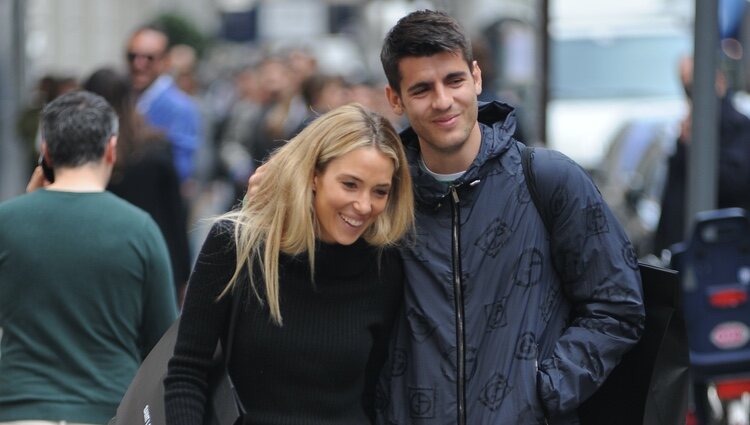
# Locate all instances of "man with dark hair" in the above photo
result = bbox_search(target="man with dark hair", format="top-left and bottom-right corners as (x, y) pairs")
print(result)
(125, 24), (202, 182)
(376, 10), (644, 425)
(0, 91), (177, 424)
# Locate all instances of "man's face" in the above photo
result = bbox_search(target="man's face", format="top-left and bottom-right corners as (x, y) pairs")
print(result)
(386, 51), (482, 172)
(126, 29), (169, 93)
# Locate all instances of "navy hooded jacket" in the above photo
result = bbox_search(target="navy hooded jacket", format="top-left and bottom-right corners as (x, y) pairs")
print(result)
(376, 101), (645, 425)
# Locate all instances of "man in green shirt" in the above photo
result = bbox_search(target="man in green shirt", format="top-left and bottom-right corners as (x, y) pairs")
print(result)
(0, 91), (178, 424)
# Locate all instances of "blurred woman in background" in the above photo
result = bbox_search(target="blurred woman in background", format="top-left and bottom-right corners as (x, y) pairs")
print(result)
(83, 68), (191, 304)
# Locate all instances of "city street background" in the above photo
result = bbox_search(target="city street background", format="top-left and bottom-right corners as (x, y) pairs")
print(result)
(2, 0), (744, 261)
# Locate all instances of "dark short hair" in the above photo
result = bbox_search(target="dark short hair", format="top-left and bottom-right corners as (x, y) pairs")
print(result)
(380, 9), (473, 95)
(41, 90), (119, 167)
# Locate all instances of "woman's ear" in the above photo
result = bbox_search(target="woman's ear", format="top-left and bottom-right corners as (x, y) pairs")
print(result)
(312, 175), (318, 193)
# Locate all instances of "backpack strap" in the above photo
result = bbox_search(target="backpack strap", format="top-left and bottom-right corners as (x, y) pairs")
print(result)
(518, 142), (553, 235)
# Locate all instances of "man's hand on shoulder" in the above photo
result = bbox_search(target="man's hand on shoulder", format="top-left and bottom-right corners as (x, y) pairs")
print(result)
(245, 163), (268, 203)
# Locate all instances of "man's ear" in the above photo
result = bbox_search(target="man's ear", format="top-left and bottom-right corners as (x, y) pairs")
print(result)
(105, 135), (118, 165)
(385, 85), (404, 115)
(472, 60), (483, 96)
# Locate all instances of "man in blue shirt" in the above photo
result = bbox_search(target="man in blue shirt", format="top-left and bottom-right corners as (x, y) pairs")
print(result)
(125, 24), (202, 182)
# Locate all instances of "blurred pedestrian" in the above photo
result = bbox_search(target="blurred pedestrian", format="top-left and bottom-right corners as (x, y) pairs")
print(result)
(16, 74), (79, 174)
(292, 73), (350, 135)
(251, 53), (310, 165)
(472, 33), (527, 142)
(653, 54), (750, 425)
(168, 44), (200, 96)
(164, 103), (414, 424)
(126, 24), (202, 183)
(348, 78), (408, 131)
(217, 64), (266, 204)
(83, 67), (192, 305)
(0, 91), (177, 424)
(653, 55), (750, 254)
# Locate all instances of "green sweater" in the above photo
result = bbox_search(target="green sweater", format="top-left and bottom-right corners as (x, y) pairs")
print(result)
(0, 189), (178, 424)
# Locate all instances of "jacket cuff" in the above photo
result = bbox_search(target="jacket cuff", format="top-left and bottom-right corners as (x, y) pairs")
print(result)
(536, 362), (557, 416)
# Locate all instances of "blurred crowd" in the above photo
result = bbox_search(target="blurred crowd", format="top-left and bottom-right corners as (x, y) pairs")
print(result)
(16, 24), (406, 271)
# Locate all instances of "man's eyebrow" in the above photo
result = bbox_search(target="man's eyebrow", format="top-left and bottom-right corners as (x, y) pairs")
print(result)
(406, 70), (469, 94)
(445, 71), (468, 81)
(406, 81), (431, 94)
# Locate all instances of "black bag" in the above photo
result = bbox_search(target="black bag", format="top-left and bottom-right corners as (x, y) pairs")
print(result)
(520, 144), (690, 424)
(110, 292), (245, 425)
(577, 263), (690, 425)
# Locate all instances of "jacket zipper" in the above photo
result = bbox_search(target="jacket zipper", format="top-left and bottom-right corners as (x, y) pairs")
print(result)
(450, 186), (467, 425)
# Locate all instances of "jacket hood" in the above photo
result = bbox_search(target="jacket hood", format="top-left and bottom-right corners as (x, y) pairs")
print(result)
(401, 101), (518, 208)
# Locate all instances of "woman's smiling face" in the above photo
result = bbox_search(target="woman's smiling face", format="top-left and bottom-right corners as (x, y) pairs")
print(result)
(313, 147), (395, 245)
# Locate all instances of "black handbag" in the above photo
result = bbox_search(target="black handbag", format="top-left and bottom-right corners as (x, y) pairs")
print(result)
(577, 263), (690, 425)
(520, 144), (690, 424)
(110, 291), (245, 425)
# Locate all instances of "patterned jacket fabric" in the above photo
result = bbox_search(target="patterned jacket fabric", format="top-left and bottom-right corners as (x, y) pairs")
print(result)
(376, 101), (645, 425)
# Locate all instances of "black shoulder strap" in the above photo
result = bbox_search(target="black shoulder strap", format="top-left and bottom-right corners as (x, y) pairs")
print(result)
(223, 286), (243, 367)
(519, 142), (553, 235)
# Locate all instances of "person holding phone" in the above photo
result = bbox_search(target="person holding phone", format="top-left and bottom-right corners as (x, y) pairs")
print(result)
(39, 154), (55, 182)
(0, 90), (177, 424)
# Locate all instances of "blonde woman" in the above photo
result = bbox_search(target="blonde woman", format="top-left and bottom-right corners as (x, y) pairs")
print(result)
(164, 103), (414, 424)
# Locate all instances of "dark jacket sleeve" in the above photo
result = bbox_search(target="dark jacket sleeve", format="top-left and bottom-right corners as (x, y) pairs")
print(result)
(164, 221), (236, 425)
(530, 149), (646, 416)
(717, 97), (750, 207)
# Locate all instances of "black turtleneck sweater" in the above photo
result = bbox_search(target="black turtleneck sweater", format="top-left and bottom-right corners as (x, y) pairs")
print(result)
(164, 222), (403, 425)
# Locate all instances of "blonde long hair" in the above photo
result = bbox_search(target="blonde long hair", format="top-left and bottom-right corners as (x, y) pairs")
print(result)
(219, 103), (414, 325)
